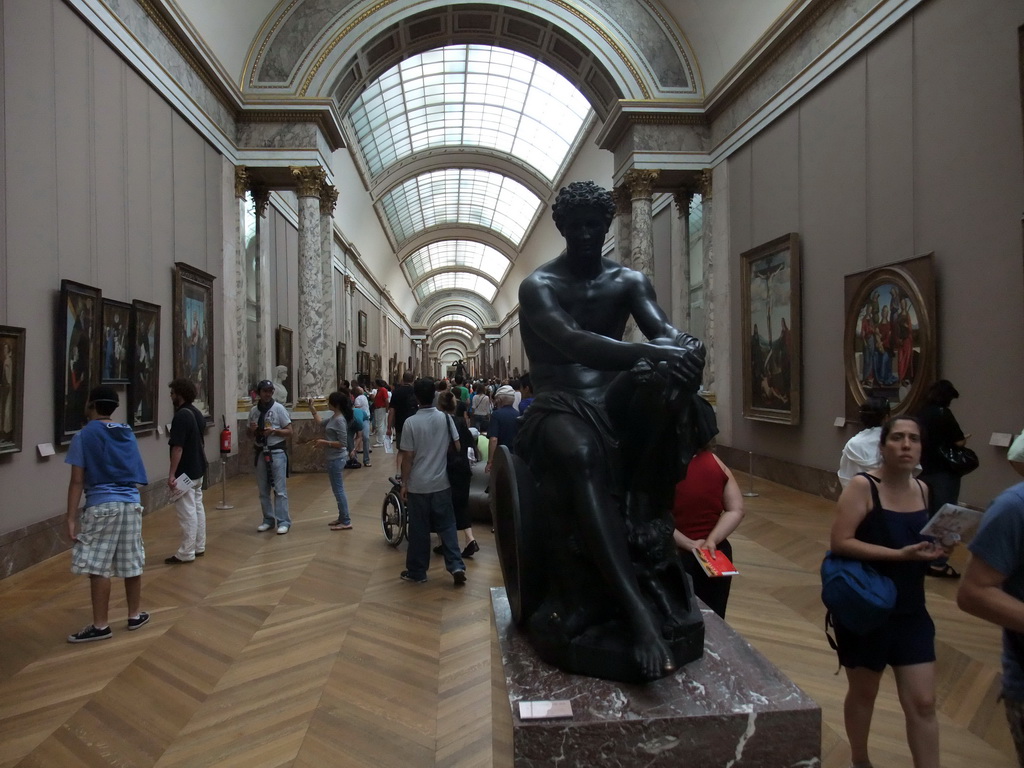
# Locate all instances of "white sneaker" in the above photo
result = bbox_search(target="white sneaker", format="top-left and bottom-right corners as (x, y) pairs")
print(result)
(276, 525), (290, 535)
(256, 523), (272, 532)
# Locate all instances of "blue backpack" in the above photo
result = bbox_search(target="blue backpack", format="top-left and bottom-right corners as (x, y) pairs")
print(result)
(821, 552), (896, 635)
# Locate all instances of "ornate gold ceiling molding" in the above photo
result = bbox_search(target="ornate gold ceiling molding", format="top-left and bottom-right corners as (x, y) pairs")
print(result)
(271, 0), (652, 98)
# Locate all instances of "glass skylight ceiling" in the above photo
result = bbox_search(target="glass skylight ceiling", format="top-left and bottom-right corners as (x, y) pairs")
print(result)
(403, 240), (510, 285)
(348, 44), (591, 180)
(414, 272), (497, 303)
(382, 169), (540, 246)
(433, 325), (473, 339)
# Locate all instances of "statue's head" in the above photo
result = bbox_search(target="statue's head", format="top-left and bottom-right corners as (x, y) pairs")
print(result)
(551, 181), (615, 235)
(274, 364), (288, 380)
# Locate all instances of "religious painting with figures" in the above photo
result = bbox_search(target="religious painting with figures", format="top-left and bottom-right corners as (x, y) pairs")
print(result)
(740, 233), (801, 424)
(843, 255), (936, 419)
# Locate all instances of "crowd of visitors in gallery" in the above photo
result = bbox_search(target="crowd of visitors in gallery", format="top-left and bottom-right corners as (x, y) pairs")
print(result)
(59, 358), (1024, 768)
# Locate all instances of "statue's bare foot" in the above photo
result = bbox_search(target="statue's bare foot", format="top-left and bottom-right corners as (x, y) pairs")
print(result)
(634, 625), (675, 680)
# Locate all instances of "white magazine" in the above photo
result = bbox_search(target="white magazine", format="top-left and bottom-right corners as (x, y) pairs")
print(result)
(920, 503), (984, 546)
(167, 473), (195, 503)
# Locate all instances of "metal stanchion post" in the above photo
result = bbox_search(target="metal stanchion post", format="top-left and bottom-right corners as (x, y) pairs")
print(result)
(742, 450), (759, 498)
(215, 456), (234, 510)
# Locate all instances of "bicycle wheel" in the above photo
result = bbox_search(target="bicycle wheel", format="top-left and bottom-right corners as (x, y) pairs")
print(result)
(381, 490), (406, 546)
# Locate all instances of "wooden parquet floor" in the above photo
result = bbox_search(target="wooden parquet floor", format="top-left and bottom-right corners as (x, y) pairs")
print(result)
(0, 459), (1017, 767)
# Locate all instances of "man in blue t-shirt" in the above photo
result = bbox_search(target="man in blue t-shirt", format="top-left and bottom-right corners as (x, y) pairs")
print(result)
(485, 385), (519, 474)
(958, 476), (1024, 763)
(65, 385), (150, 643)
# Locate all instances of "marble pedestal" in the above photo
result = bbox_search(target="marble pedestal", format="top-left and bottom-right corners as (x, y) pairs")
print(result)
(491, 588), (820, 767)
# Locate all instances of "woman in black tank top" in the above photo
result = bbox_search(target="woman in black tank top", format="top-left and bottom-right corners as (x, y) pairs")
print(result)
(830, 416), (951, 768)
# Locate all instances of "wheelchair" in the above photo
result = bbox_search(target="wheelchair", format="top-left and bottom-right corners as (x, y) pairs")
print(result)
(381, 476), (407, 546)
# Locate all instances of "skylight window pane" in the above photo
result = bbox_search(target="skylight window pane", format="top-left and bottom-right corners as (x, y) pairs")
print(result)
(347, 44), (590, 181)
(401, 241), (510, 287)
(381, 169), (540, 246)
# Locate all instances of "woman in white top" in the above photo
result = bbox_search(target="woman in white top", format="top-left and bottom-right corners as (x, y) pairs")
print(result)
(838, 397), (890, 488)
(471, 381), (492, 434)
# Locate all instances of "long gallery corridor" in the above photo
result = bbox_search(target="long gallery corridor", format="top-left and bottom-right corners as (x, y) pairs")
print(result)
(0, 458), (1015, 767)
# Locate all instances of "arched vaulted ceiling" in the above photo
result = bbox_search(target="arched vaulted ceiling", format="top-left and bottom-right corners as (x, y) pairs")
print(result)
(230, 0), (704, 351)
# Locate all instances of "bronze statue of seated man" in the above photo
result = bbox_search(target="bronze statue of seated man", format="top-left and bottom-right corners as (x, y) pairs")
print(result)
(492, 180), (714, 683)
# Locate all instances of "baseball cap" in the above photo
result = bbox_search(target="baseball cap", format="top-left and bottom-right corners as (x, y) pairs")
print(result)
(495, 385), (514, 398)
(256, 379), (275, 391)
(87, 385), (119, 406)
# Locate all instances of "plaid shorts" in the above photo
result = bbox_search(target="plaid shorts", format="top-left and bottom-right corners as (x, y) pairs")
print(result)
(71, 502), (145, 578)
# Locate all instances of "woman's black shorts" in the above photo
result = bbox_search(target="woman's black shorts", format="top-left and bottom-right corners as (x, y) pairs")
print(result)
(835, 608), (936, 671)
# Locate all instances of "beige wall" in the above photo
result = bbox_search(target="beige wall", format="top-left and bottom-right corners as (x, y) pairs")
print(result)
(722, 0), (1024, 507)
(0, 0), (225, 536)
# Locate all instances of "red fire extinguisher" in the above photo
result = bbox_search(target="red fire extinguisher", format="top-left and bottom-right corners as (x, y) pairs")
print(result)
(220, 415), (232, 454)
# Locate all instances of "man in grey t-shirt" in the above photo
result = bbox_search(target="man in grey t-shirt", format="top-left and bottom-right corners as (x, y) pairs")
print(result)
(399, 377), (466, 585)
(959, 477), (1024, 764)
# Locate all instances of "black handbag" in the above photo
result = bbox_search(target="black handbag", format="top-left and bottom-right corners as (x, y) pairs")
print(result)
(445, 415), (471, 482)
(939, 444), (979, 476)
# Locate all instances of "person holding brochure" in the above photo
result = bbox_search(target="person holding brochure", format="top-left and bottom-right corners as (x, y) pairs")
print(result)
(165, 378), (208, 564)
(671, 444), (744, 619)
(830, 416), (950, 768)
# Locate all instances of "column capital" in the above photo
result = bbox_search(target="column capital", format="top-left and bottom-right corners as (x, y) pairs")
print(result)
(344, 275), (357, 295)
(623, 168), (660, 200)
(290, 165), (327, 197)
(320, 184), (338, 216)
(234, 166), (249, 199)
(250, 183), (270, 218)
(612, 185), (632, 216)
(673, 189), (693, 216)
(700, 168), (713, 200)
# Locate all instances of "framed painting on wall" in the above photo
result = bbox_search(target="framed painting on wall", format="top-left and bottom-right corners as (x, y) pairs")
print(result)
(843, 254), (936, 420)
(128, 300), (160, 431)
(57, 280), (103, 444)
(336, 342), (346, 387)
(358, 310), (367, 347)
(275, 325), (293, 405)
(740, 233), (802, 424)
(0, 325), (26, 455)
(101, 298), (131, 383)
(173, 263), (215, 423)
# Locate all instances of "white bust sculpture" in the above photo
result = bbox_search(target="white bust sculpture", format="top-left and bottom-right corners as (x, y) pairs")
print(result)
(273, 365), (289, 405)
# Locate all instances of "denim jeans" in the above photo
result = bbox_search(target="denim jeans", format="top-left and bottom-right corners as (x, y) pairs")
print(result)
(326, 457), (350, 525)
(255, 449), (290, 526)
(405, 489), (464, 579)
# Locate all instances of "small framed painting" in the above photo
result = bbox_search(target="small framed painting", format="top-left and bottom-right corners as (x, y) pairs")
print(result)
(0, 325), (26, 455)
(128, 300), (160, 431)
(358, 310), (367, 347)
(57, 280), (103, 444)
(275, 325), (294, 405)
(101, 298), (132, 383)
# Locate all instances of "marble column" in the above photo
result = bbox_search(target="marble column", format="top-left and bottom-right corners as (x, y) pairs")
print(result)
(624, 169), (659, 279)
(290, 165), (327, 398)
(612, 185), (631, 268)
(232, 166), (250, 405)
(623, 169), (659, 343)
(700, 169), (715, 392)
(320, 184), (338, 388)
(421, 339), (429, 377)
(251, 183), (273, 383)
(672, 190), (692, 334)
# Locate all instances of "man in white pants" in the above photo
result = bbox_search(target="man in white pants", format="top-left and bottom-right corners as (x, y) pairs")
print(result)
(165, 378), (208, 563)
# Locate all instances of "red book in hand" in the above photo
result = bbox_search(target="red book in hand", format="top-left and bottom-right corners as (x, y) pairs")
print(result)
(693, 548), (739, 577)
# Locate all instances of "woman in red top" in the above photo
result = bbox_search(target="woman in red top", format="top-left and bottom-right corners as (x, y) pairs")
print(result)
(672, 448), (745, 618)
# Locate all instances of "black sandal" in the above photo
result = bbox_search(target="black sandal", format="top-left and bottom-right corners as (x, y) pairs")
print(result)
(927, 564), (961, 579)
